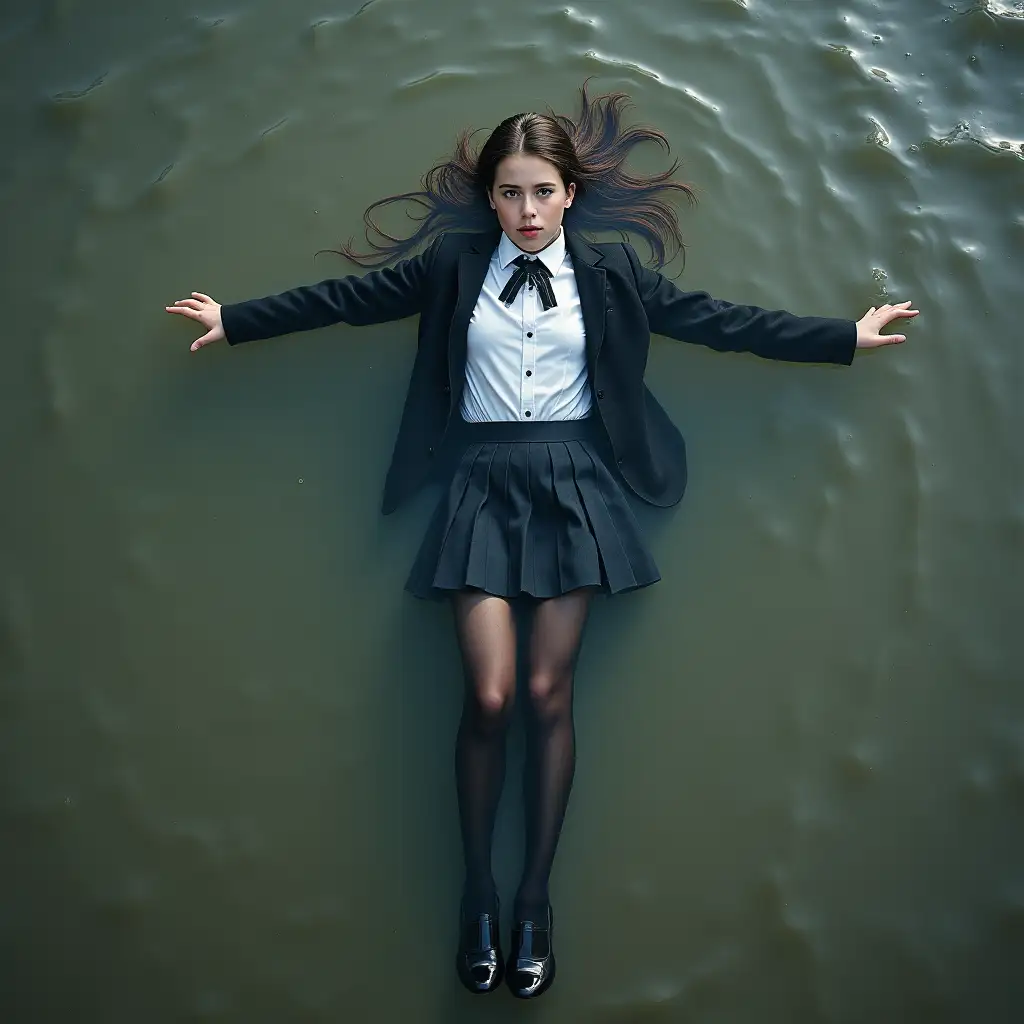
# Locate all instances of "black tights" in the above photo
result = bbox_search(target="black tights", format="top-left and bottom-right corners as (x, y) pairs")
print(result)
(452, 588), (592, 924)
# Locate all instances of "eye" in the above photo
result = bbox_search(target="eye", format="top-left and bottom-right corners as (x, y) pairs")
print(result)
(502, 190), (519, 199)
(537, 188), (554, 197)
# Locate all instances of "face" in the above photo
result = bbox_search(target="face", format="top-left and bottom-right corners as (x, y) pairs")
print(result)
(488, 153), (575, 252)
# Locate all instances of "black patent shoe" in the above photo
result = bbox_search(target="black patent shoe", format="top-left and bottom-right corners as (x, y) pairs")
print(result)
(456, 899), (504, 994)
(506, 905), (556, 999)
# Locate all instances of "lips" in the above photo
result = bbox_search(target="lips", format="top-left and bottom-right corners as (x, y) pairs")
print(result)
(519, 226), (541, 237)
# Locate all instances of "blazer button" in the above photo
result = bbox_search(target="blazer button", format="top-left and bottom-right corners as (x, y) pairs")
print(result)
(427, 446), (434, 456)
(442, 384), (450, 394)
(607, 307), (614, 314)
(597, 390), (605, 400)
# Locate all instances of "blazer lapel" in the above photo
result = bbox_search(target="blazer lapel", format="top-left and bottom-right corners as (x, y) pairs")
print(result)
(565, 232), (607, 370)
(448, 235), (495, 406)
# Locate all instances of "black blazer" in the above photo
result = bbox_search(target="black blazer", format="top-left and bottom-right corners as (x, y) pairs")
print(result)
(222, 230), (856, 514)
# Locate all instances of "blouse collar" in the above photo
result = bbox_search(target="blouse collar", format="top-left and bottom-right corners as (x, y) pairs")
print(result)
(497, 226), (566, 275)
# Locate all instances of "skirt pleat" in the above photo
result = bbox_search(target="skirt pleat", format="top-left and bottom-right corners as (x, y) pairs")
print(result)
(405, 418), (661, 601)
(566, 441), (644, 592)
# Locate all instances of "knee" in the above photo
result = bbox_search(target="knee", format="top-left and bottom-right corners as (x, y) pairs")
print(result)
(467, 677), (515, 733)
(527, 669), (573, 724)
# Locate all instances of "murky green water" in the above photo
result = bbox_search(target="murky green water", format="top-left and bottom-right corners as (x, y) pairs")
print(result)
(2, 0), (1023, 1020)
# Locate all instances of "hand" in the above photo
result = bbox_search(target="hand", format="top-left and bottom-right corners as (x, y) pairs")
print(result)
(855, 300), (919, 349)
(165, 292), (225, 351)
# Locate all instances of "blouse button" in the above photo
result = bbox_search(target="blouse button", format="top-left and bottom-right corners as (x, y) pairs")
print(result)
(524, 411), (532, 418)
(527, 332), (533, 338)
(597, 390), (605, 399)
(525, 370), (532, 377)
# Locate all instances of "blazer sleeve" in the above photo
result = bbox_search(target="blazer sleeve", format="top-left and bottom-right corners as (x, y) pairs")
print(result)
(221, 234), (442, 346)
(622, 243), (856, 365)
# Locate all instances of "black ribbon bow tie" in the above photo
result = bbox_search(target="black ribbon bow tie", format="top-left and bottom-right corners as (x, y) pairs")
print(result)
(498, 255), (557, 311)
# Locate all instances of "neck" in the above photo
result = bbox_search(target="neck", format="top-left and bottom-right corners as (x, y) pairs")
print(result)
(506, 226), (562, 256)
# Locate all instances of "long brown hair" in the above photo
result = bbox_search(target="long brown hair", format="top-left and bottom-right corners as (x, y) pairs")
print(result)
(337, 81), (696, 269)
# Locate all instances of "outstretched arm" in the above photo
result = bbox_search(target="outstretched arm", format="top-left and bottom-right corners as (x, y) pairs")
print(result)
(165, 235), (441, 352)
(622, 243), (917, 364)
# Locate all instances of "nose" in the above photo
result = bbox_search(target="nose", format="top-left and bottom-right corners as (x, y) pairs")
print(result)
(522, 194), (537, 219)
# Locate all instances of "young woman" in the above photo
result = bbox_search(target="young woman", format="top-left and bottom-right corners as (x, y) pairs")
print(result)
(166, 84), (917, 999)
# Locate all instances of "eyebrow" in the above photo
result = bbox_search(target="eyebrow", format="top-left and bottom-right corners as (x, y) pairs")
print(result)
(497, 182), (559, 189)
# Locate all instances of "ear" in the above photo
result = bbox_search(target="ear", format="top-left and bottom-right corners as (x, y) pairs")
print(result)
(487, 188), (496, 210)
(565, 182), (576, 207)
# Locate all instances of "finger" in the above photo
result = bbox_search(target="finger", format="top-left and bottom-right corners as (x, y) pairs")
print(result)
(165, 305), (201, 320)
(190, 331), (215, 352)
(174, 298), (205, 311)
(862, 333), (906, 348)
(191, 292), (213, 303)
(881, 308), (919, 322)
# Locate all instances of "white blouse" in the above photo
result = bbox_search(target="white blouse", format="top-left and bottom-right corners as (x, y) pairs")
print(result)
(459, 228), (593, 422)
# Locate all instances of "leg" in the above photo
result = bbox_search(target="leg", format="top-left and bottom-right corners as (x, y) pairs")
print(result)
(451, 589), (517, 918)
(516, 587), (594, 923)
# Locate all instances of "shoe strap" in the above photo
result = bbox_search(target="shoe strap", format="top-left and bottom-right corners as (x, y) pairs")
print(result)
(514, 919), (551, 959)
(466, 912), (495, 953)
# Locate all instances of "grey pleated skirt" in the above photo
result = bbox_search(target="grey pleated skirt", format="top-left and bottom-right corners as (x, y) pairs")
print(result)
(405, 416), (661, 601)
